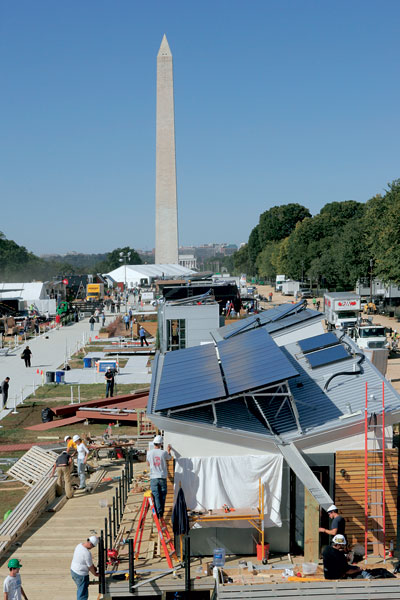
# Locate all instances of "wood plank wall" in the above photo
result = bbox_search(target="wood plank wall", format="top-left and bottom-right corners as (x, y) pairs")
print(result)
(335, 449), (398, 549)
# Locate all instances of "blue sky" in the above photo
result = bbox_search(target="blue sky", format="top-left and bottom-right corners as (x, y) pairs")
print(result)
(1, 0), (399, 255)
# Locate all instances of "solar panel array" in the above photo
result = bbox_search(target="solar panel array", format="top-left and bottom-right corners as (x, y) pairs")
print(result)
(306, 344), (350, 369)
(298, 332), (339, 354)
(217, 328), (299, 396)
(156, 344), (226, 411)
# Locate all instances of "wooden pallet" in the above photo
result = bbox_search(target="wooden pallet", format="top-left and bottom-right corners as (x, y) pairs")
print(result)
(0, 475), (57, 557)
(87, 468), (107, 493)
(8, 445), (58, 487)
(217, 579), (400, 599)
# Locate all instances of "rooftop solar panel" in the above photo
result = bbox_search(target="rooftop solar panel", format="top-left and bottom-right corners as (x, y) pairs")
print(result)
(217, 328), (299, 396)
(156, 344), (226, 411)
(298, 332), (339, 354)
(306, 344), (350, 369)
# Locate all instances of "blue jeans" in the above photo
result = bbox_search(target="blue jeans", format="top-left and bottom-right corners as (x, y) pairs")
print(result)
(150, 478), (167, 518)
(77, 458), (86, 489)
(105, 380), (114, 398)
(71, 569), (89, 600)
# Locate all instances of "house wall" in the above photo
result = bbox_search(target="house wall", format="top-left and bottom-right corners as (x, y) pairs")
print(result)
(162, 303), (219, 351)
(272, 320), (324, 347)
(301, 426), (394, 454)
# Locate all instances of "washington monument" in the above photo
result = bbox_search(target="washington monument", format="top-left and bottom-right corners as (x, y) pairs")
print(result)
(155, 34), (179, 264)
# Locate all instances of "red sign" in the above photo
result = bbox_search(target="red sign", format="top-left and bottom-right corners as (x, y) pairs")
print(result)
(62, 278), (69, 285)
(338, 301), (357, 306)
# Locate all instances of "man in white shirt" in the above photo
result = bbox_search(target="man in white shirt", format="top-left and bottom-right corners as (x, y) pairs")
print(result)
(73, 435), (89, 490)
(70, 536), (98, 600)
(3, 558), (28, 600)
(146, 435), (172, 519)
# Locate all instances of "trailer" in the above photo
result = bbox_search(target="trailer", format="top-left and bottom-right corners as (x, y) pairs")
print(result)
(324, 292), (361, 331)
(281, 280), (311, 297)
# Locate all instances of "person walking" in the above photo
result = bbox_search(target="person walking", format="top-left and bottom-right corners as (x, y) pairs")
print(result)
(139, 326), (149, 347)
(123, 314), (130, 331)
(269, 291), (273, 302)
(101, 312), (106, 327)
(1, 377), (10, 409)
(70, 536), (99, 600)
(73, 435), (89, 490)
(50, 450), (73, 499)
(89, 315), (95, 332)
(146, 435), (172, 518)
(21, 346), (32, 367)
(3, 558), (29, 600)
(105, 367), (115, 398)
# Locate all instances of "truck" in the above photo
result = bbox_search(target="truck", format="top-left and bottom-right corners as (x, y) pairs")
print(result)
(352, 320), (389, 350)
(86, 283), (104, 302)
(324, 292), (361, 331)
(281, 280), (312, 297)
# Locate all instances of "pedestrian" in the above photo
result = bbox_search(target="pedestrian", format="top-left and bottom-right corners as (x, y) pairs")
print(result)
(50, 450), (73, 499)
(70, 536), (99, 600)
(55, 313), (61, 328)
(139, 326), (149, 347)
(1, 377), (10, 410)
(269, 291), (273, 302)
(319, 504), (346, 538)
(101, 312), (106, 327)
(21, 346), (32, 368)
(94, 308), (100, 323)
(89, 315), (95, 332)
(312, 297), (317, 307)
(116, 300), (120, 312)
(73, 435), (89, 490)
(3, 558), (28, 600)
(123, 314), (130, 331)
(45, 310), (50, 321)
(146, 435), (172, 519)
(34, 319), (39, 334)
(316, 300), (321, 311)
(105, 367), (114, 398)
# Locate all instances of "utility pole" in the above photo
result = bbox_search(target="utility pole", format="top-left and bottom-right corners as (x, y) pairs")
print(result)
(369, 259), (374, 303)
(119, 251), (131, 311)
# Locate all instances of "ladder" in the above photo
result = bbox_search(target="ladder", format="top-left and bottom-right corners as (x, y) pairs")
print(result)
(364, 381), (386, 561)
(133, 490), (177, 568)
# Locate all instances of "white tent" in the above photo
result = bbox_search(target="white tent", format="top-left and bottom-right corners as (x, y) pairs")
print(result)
(105, 264), (195, 287)
(0, 282), (47, 301)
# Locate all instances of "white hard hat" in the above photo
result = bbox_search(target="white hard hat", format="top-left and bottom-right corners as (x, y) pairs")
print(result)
(153, 435), (163, 445)
(88, 535), (98, 547)
(64, 435), (71, 442)
(72, 434), (81, 443)
(332, 534), (346, 545)
(327, 504), (337, 512)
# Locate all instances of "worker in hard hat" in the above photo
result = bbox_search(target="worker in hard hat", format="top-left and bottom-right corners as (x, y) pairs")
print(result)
(73, 434), (89, 490)
(322, 534), (362, 579)
(319, 504), (346, 537)
(70, 535), (99, 599)
(146, 435), (172, 519)
(3, 558), (28, 600)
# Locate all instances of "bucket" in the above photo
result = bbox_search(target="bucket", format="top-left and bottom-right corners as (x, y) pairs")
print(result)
(213, 548), (225, 567)
(45, 371), (55, 383)
(83, 357), (92, 368)
(55, 370), (65, 384)
(256, 543), (270, 561)
(302, 562), (318, 575)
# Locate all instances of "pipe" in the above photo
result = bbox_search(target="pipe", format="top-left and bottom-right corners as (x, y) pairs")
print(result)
(184, 535), (191, 592)
(128, 538), (135, 592)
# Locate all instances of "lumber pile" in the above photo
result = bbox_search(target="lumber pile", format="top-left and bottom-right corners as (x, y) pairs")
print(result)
(8, 446), (58, 487)
(0, 475), (57, 557)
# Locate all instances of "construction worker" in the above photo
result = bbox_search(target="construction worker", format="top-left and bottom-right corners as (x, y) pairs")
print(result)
(50, 450), (73, 499)
(65, 435), (77, 455)
(146, 435), (172, 518)
(3, 558), (29, 600)
(322, 534), (362, 579)
(73, 435), (89, 490)
(70, 536), (99, 600)
(319, 504), (346, 537)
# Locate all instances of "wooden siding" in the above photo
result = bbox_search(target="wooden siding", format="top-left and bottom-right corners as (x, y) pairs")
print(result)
(335, 449), (398, 549)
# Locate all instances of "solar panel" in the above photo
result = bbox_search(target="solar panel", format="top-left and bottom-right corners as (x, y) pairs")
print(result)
(218, 302), (307, 339)
(217, 328), (299, 396)
(156, 344), (226, 411)
(306, 345), (350, 369)
(298, 332), (339, 354)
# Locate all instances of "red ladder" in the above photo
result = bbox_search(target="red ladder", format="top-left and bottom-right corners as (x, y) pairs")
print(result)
(133, 490), (178, 568)
(364, 381), (386, 562)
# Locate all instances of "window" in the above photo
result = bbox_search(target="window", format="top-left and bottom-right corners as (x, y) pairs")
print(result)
(167, 319), (186, 351)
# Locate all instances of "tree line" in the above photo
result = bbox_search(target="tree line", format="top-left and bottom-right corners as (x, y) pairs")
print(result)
(0, 232), (142, 282)
(233, 179), (400, 289)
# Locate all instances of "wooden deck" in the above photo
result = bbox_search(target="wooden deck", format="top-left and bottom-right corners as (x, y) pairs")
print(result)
(0, 461), (124, 600)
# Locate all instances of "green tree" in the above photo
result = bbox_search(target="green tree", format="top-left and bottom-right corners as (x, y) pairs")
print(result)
(99, 247), (142, 272)
(258, 204), (311, 246)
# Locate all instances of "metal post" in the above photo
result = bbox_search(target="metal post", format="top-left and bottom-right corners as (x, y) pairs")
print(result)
(128, 538), (135, 592)
(118, 479), (123, 516)
(12, 395), (18, 415)
(121, 472), (125, 511)
(104, 517), (108, 564)
(108, 506), (113, 548)
(99, 531), (106, 594)
(184, 534), (191, 592)
(78, 385), (81, 403)
(116, 489), (120, 529)
(112, 497), (116, 542)
(70, 387), (74, 405)
(32, 380), (36, 396)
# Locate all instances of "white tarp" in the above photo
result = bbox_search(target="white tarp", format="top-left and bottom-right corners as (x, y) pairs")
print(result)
(174, 454), (283, 528)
